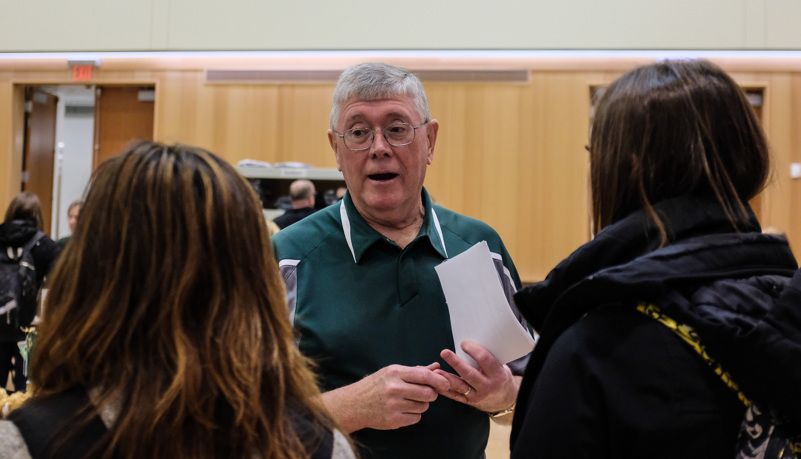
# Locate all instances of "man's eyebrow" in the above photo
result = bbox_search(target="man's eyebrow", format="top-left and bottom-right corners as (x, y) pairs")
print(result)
(343, 113), (366, 125)
(343, 111), (413, 125)
(385, 111), (410, 119)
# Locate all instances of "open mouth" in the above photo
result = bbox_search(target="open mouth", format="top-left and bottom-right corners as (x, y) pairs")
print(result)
(368, 173), (399, 181)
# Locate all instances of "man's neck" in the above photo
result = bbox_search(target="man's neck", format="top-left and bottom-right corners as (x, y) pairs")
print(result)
(362, 206), (426, 250)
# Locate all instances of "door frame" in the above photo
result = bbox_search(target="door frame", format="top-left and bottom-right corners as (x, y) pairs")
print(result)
(0, 77), (158, 223)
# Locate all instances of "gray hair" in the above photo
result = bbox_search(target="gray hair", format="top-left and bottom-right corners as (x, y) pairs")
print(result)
(330, 62), (431, 130)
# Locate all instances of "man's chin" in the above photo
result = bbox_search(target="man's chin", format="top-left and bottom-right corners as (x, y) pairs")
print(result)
(361, 195), (408, 213)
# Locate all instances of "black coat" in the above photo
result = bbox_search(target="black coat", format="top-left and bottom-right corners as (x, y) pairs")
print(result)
(273, 207), (316, 229)
(510, 195), (800, 458)
(0, 219), (60, 341)
(0, 220), (60, 286)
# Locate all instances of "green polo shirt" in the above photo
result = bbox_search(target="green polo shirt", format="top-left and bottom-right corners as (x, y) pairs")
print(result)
(272, 188), (524, 459)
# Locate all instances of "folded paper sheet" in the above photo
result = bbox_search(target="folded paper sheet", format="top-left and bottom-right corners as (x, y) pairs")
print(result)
(435, 241), (536, 368)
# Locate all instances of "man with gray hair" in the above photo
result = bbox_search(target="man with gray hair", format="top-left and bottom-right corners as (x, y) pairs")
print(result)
(271, 62), (528, 458)
(272, 179), (317, 229)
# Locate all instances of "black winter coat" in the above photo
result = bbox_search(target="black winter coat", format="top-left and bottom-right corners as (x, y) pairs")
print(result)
(0, 219), (60, 341)
(510, 195), (800, 458)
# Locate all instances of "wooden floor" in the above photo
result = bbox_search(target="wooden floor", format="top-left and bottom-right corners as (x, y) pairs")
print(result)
(486, 422), (512, 459)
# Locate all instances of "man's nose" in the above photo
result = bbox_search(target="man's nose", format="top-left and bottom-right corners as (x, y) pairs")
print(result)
(369, 129), (392, 153)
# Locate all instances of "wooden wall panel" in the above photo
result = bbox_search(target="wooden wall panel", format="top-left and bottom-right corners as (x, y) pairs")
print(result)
(425, 84), (529, 275)
(0, 82), (17, 207)
(760, 73), (793, 234)
(424, 74), (594, 282)
(424, 85), (469, 211)
(758, 72), (801, 254)
(276, 86), (336, 166)
(0, 83), (25, 208)
(514, 77), (547, 283)
(157, 71), (205, 147)
(157, 73), (336, 168)
(533, 73), (593, 280)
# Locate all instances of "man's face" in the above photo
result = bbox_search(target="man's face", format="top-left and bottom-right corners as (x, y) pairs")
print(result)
(67, 205), (80, 233)
(328, 95), (438, 225)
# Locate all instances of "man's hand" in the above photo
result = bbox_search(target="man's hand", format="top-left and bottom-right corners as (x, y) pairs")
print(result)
(321, 363), (450, 433)
(434, 340), (519, 421)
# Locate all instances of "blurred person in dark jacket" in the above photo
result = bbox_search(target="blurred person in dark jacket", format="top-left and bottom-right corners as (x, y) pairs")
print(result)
(0, 192), (59, 393)
(273, 179), (317, 229)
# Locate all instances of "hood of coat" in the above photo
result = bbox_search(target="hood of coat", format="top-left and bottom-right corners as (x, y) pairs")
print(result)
(0, 220), (38, 246)
(514, 194), (767, 330)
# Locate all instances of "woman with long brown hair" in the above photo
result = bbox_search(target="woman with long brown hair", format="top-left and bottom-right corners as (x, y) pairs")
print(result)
(0, 141), (355, 458)
(510, 60), (801, 457)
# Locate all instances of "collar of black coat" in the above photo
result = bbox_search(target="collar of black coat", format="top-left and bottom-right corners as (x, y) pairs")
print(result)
(513, 194), (790, 331)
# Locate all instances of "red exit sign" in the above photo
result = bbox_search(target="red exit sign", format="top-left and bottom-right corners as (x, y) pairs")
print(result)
(72, 65), (93, 81)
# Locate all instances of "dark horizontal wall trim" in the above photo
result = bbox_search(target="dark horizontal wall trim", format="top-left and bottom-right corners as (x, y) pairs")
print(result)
(205, 69), (529, 84)
(414, 69), (529, 82)
(206, 69), (343, 83)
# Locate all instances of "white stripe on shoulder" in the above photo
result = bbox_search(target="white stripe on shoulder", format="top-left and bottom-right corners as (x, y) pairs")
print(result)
(430, 208), (448, 258)
(278, 259), (300, 268)
(331, 429), (357, 458)
(340, 200), (357, 263)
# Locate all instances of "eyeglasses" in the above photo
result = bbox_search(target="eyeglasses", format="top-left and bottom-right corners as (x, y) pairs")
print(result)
(334, 121), (428, 151)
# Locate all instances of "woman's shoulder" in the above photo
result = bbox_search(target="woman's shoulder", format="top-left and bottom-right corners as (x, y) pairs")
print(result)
(286, 400), (355, 459)
(331, 430), (356, 459)
(0, 420), (32, 459)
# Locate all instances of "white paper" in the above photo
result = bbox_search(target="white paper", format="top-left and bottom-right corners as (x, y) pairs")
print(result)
(435, 241), (536, 368)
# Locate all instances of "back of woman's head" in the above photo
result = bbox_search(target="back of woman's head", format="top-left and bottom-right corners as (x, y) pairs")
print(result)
(590, 59), (769, 239)
(35, 141), (329, 458)
(4, 192), (44, 230)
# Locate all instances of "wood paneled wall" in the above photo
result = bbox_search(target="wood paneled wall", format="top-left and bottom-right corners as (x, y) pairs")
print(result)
(2, 60), (801, 283)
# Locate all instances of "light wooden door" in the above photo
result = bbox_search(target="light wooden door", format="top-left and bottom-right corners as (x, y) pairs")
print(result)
(23, 87), (58, 235)
(93, 86), (154, 169)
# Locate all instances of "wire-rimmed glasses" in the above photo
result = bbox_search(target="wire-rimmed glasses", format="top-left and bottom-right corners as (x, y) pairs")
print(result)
(334, 121), (428, 151)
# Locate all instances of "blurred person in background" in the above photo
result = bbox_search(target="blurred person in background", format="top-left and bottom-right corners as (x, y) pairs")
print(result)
(0, 192), (59, 394)
(56, 200), (83, 249)
(273, 179), (318, 229)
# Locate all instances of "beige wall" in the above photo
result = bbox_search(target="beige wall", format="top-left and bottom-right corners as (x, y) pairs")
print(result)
(2, 0), (801, 51)
(2, 56), (800, 282)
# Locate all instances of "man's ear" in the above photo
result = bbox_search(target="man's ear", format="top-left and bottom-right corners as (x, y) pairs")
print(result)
(425, 120), (439, 165)
(328, 130), (343, 171)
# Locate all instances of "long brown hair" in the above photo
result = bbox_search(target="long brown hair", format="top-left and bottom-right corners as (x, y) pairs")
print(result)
(590, 59), (770, 243)
(4, 191), (44, 230)
(33, 141), (335, 458)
